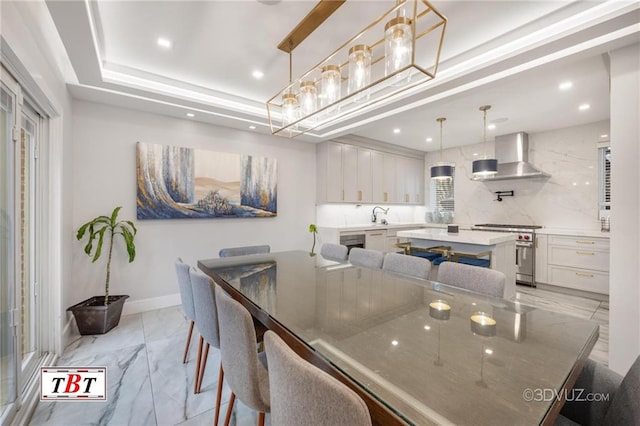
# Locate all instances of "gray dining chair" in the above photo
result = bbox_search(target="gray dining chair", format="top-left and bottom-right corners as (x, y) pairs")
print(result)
(320, 243), (348, 261)
(264, 330), (372, 426)
(219, 245), (270, 257)
(348, 247), (384, 269)
(214, 285), (270, 426)
(174, 258), (196, 364)
(437, 261), (506, 298)
(189, 268), (224, 426)
(382, 252), (431, 280)
(557, 355), (640, 425)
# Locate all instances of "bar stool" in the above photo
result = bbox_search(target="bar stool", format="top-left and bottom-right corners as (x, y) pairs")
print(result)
(451, 250), (492, 268)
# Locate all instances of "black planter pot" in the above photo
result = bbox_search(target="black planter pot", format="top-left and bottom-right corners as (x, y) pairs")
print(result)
(67, 295), (129, 335)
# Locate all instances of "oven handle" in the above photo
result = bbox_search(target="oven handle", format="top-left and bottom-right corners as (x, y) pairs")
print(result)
(516, 242), (533, 248)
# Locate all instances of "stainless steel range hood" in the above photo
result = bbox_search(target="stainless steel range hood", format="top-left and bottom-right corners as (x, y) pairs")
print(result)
(472, 132), (550, 181)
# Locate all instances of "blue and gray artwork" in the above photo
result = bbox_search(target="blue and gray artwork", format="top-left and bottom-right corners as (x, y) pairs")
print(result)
(136, 142), (277, 219)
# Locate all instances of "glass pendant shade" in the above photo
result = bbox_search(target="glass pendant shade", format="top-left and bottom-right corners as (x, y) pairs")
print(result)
(384, 17), (413, 77)
(298, 81), (318, 116)
(348, 44), (372, 97)
(282, 93), (299, 129)
(320, 65), (342, 108)
(472, 158), (498, 176)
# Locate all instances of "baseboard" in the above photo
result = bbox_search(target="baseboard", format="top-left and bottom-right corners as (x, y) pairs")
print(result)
(533, 282), (609, 302)
(122, 293), (181, 315)
(61, 314), (78, 350)
(11, 352), (58, 426)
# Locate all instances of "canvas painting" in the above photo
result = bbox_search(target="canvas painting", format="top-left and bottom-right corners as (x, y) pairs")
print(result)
(136, 142), (277, 219)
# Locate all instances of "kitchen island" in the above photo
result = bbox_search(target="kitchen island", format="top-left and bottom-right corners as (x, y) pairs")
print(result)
(397, 228), (517, 299)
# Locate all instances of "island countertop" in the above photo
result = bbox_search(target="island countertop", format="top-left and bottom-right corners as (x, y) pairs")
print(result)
(397, 228), (516, 245)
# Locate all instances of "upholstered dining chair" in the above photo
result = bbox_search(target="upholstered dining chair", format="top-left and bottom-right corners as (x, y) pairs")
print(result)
(174, 258), (196, 365)
(264, 331), (372, 426)
(437, 261), (506, 298)
(556, 355), (640, 425)
(219, 245), (270, 257)
(382, 252), (431, 280)
(320, 243), (349, 261)
(348, 247), (384, 269)
(189, 268), (225, 426)
(214, 285), (270, 426)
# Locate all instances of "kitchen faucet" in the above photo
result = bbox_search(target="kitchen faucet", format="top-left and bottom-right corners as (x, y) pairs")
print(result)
(371, 206), (389, 223)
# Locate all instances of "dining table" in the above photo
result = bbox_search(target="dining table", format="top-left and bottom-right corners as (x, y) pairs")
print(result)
(198, 250), (599, 426)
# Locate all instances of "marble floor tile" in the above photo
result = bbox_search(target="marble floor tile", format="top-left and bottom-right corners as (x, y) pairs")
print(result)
(30, 344), (156, 426)
(142, 305), (189, 343)
(176, 399), (271, 426)
(63, 313), (145, 359)
(515, 286), (601, 320)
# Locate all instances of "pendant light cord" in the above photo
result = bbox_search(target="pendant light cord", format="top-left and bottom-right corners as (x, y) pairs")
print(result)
(437, 117), (446, 162)
(479, 105), (491, 158)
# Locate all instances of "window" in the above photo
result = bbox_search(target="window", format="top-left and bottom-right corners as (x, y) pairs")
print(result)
(598, 146), (610, 216)
(429, 167), (455, 223)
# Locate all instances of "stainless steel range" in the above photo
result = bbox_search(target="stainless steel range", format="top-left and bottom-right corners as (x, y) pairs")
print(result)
(472, 224), (543, 287)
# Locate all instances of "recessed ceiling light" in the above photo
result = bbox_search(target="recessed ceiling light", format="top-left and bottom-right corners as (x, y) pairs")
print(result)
(487, 124), (496, 130)
(393, 128), (401, 134)
(473, 153), (479, 157)
(157, 37), (172, 49)
(426, 137), (433, 142)
(600, 134), (609, 138)
(578, 103), (591, 111)
(249, 125), (256, 130)
(252, 70), (264, 79)
(559, 81), (573, 90)
(391, 340), (399, 346)
(186, 113), (195, 118)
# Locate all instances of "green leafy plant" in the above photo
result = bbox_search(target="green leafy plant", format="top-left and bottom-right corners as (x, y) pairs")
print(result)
(76, 206), (137, 305)
(309, 224), (318, 255)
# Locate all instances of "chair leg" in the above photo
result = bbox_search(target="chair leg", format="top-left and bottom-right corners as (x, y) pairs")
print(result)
(194, 336), (204, 394)
(183, 320), (195, 364)
(257, 412), (265, 426)
(213, 366), (224, 426)
(197, 342), (210, 393)
(223, 392), (236, 426)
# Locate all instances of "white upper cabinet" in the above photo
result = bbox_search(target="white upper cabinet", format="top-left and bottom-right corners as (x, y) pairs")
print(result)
(318, 141), (424, 205)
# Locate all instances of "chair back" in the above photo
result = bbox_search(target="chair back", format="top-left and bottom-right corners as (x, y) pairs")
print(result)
(214, 286), (270, 412)
(175, 258), (195, 322)
(264, 331), (372, 426)
(219, 245), (270, 257)
(320, 243), (348, 261)
(348, 248), (384, 269)
(189, 268), (220, 348)
(437, 261), (505, 298)
(604, 354), (640, 424)
(383, 252), (431, 280)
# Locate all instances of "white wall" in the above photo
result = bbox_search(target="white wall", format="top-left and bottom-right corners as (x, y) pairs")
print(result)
(425, 121), (608, 230)
(71, 101), (316, 313)
(609, 44), (640, 375)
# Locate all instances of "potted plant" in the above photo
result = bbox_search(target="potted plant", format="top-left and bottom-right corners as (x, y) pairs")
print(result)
(68, 206), (137, 335)
(309, 224), (318, 256)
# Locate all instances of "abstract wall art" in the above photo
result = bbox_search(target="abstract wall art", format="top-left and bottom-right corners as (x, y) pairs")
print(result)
(136, 142), (277, 219)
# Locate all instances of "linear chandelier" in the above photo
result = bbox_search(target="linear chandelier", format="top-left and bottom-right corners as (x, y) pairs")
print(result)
(266, 0), (447, 138)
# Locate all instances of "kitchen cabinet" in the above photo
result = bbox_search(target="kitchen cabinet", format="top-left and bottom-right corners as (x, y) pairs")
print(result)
(365, 229), (387, 252)
(317, 141), (424, 205)
(534, 234), (548, 283)
(546, 235), (609, 295)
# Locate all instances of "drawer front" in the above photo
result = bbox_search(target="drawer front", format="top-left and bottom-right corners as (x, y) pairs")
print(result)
(548, 235), (610, 250)
(548, 246), (609, 272)
(548, 266), (609, 294)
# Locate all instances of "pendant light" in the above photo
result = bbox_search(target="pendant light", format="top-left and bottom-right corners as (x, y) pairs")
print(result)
(431, 117), (453, 180)
(282, 51), (299, 132)
(472, 105), (498, 176)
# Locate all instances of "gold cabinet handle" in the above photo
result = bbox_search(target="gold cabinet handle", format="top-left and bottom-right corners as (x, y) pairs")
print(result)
(358, 190), (362, 201)
(576, 272), (594, 278)
(576, 251), (595, 255)
(341, 190), (344, 201)
(405, 193), (409, 202)
(576, 240), (595, 244)
(383, 192), (388, 202)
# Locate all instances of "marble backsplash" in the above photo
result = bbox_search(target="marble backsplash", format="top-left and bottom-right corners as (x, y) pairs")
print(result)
(424, 121), (609, 230)
(316, 204), (428, 227)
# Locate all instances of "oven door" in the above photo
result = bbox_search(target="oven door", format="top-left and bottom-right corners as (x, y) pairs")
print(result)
(516, 242), (534, 285)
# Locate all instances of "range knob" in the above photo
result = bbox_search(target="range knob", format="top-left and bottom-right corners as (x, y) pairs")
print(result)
(524, 235), (531, 241)
(517, 235), (523, 240)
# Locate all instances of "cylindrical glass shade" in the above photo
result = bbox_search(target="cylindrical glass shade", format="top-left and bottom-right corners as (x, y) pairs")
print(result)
(348, 44), (371, 97)
(384, 17), (413, 77)
(282, 92), (299, 129)
(320, 65), (342, 109)
(431, 164), (454, 180)
(472, 158), (498, 176)
(298, 81), (317, 117)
